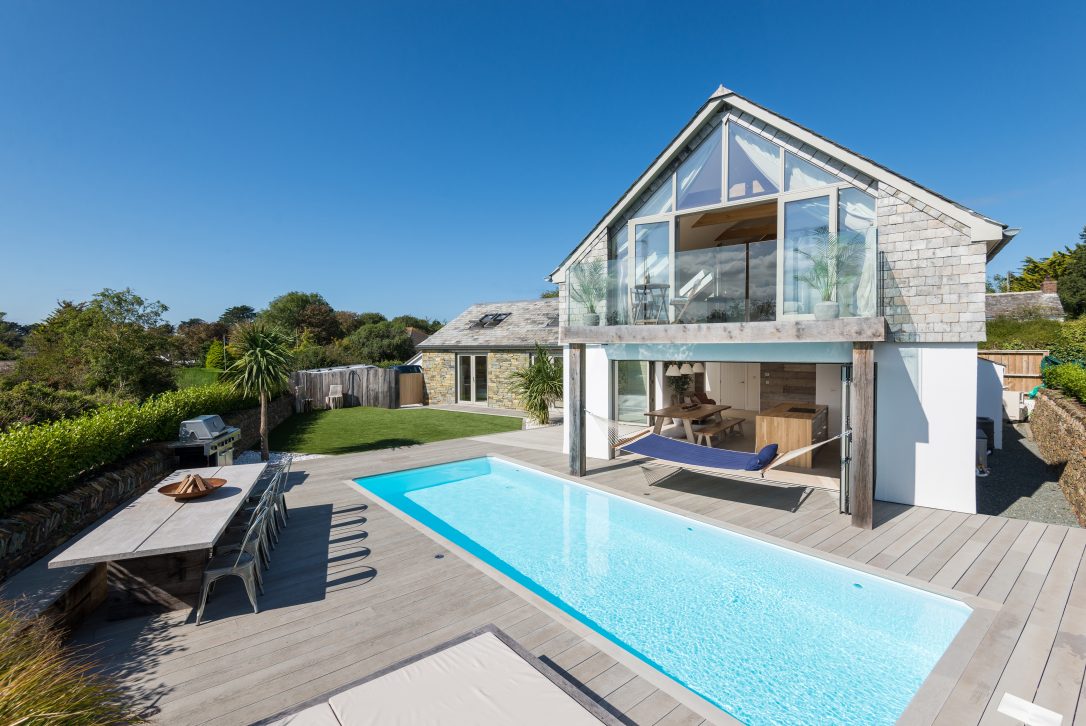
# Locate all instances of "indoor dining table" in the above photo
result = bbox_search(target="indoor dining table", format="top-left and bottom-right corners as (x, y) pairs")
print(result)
(645, 403), (731, 442)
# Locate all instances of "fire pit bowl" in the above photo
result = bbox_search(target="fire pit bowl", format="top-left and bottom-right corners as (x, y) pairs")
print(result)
(158, 477), (227, 500)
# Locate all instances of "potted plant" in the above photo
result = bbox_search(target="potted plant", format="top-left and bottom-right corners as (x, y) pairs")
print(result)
(569, 258), (608, 326)
(793, 229), (865, 320)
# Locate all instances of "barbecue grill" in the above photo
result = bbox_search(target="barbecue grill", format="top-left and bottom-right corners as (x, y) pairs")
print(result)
(168, 415), (240, 467)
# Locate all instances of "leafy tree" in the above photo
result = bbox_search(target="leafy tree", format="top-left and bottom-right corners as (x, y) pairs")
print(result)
(389, 315), (443, 335)
(14, 289), (175, 399)
(218, 305), (257, 328)
(259, 292), (331, 336)
(337, 321), (415, 365)
(1010, 249), (1071, 291)
(0, 313), (27, 353)
(205, 339), (227, 369)
(540, 287), (559, 299)
(176, 318), (227, 363)
(1059, 242), (1086, 318)
(357, 312), (387, 326)
(295, 302), (341, 344)
(334, 311), (365, 337)
(986, 273), (1011, 293)
(0, 382), (99, 431)
(291, 330), (347, 371)
(223, 323), (294, 461)
(510, 344), (562, 424)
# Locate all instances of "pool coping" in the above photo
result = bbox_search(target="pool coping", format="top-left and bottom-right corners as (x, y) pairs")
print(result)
(342, 453), (1002, 725)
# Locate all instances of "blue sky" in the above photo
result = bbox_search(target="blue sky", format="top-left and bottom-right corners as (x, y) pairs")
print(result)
(2, 1), (1084, 325)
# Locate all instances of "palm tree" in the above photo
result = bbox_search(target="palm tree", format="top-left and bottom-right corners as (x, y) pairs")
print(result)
(510, 344), (563, 425)
(223, 323), (294, 461)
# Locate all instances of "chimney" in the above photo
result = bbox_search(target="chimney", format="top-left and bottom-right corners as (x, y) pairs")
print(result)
(1042, 277), (1058, 294)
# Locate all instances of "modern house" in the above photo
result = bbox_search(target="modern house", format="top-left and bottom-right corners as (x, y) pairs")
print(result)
(986, 278), (1066, 321)
(549, 85), (1017, 528)
(417, 299), (560, 411)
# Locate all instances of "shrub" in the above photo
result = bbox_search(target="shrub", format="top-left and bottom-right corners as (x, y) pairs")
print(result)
(0, 384), (256, 514)
(0, 599), (142, 724)
(0, 382), (100, 432)
(510, 345), (563, 424)
(1043, 363), (1086, 403)
(1052, 318), (1086, 362)
(980, 316), (1064, 351)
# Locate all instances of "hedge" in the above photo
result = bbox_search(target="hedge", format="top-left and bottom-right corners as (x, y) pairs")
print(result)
(1043, 363), (1086, 405)
(0, 384), (256, 515)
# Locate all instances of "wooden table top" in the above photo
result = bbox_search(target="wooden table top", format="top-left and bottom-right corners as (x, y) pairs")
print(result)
(645, 403), (731, 420)
(758, 402), (828, 420)
(49, 462), (268, 568)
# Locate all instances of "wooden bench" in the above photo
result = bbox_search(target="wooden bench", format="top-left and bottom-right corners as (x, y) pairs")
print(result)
(694, 417), (745, 447)
(0, 550), (107, 632)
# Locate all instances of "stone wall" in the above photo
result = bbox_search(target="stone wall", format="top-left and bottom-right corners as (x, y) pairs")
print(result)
(0, 396), (293, 583)
(1030, 390), (1086, 527)
(420, 351), (456, 405)
(877, 184), (988, 343)
(223, 394), (294, 454)
(487, 351), (531, 410)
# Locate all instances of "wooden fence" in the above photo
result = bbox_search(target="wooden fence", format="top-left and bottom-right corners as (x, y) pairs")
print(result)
(398, 373), (424, 407)
(290, 365), (400, 411)
(977, 350), (1048, 393)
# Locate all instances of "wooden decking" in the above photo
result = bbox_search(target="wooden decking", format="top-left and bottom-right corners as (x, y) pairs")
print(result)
(70, 435), (1086, 725)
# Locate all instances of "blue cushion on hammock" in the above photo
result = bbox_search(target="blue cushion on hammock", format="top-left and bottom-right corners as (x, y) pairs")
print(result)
(751, 444), (778, 470)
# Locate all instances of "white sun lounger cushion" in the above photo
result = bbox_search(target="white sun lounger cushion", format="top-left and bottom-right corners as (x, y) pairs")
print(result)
(328, 631), (604, 725)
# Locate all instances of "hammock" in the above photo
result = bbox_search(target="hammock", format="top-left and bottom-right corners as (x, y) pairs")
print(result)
(591, 412), (844, 480)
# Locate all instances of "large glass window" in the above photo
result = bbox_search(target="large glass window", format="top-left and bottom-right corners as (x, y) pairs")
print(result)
(838, 188), (878, 317)
(785, 152), (839, 192)
(631, 178), (673, 218)
(676, 126), (723, 210)
(633, 221), (670, 323)
(727, 125), (781, 201)
(782, 195), (831, 316)
(747, 239), (777, 321)
(614, 360), (651, 423)
(609, 225), (630, 325)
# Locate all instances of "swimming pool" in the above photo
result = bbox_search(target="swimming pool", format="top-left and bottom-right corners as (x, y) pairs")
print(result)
(354, 456), (971, 725)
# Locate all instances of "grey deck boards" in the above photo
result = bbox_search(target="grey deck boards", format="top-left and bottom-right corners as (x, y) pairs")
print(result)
(69, 436), (1086, 725)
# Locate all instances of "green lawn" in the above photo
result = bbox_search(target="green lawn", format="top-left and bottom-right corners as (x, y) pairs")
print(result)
(175, 367), (223, 388)
(269, 406), (523, 455)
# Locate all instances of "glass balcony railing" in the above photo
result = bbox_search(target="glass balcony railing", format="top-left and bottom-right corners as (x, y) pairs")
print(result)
(566, 243), (880, 327)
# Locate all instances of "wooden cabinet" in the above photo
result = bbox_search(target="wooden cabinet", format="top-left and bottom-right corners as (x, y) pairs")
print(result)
(755, 402), (829, 469)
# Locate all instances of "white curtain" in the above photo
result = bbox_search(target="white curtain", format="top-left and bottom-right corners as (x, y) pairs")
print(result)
(786, 153), (838, 192)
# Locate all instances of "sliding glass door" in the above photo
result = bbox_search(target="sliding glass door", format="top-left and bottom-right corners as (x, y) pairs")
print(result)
(614, 360), (652, 423)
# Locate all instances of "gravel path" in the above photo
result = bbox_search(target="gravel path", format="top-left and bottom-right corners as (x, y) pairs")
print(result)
(976, 423), (1081, 528)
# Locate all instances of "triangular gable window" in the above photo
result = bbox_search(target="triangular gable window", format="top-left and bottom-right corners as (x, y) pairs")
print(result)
(631, 178), (673, 218)
(727, 125), (781, 201)
(676, 126), (723, 210)
(785, 152), (839, 192)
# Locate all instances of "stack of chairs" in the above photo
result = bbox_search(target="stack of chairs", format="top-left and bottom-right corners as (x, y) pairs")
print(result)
(196, 456), (293, 625)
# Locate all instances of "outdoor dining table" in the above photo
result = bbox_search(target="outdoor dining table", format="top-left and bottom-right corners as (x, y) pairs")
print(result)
(49, 462), (267, 613)
(645, 403), (732, 442)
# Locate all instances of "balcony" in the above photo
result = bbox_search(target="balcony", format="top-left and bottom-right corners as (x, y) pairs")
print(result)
(563, 241), (885, 345)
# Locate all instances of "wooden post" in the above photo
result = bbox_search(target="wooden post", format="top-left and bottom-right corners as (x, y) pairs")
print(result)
(568, 344), (587, 477)
(850, 342), (875, 529)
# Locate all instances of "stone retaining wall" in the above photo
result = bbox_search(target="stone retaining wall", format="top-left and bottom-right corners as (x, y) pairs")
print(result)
(0, 395), (293, 583)
(1030, 390), (1086, 526)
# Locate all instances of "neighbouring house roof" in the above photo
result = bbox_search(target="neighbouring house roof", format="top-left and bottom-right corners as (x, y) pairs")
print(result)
(405, 327), (430, 347)
(985, 291), (1066, 321)
(417, 299), (560, 351)
(549, 84), (1016, 281)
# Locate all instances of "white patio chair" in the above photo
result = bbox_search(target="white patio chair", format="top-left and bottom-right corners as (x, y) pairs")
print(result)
(326, 384), (344, 409)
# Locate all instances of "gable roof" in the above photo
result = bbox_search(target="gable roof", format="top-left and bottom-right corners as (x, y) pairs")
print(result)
(417, 299), (559, 350)
(550, 85), (1015, 281)
(985, 291), (1066, 321)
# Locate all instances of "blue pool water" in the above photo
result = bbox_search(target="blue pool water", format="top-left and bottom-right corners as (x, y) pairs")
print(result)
(354, 457), (971, 726)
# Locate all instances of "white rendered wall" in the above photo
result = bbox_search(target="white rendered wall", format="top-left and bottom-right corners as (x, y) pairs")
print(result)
(563, 345), (614, 460)
(976, 359), (1004, 450)
(585, 346), (612, 460)
(875, 343), (977, 513)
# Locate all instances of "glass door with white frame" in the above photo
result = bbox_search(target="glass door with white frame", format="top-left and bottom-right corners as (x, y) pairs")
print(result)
(630, 220), (672, 324)
(457, 354), (488, 404)
(779, 191), (834, 318)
